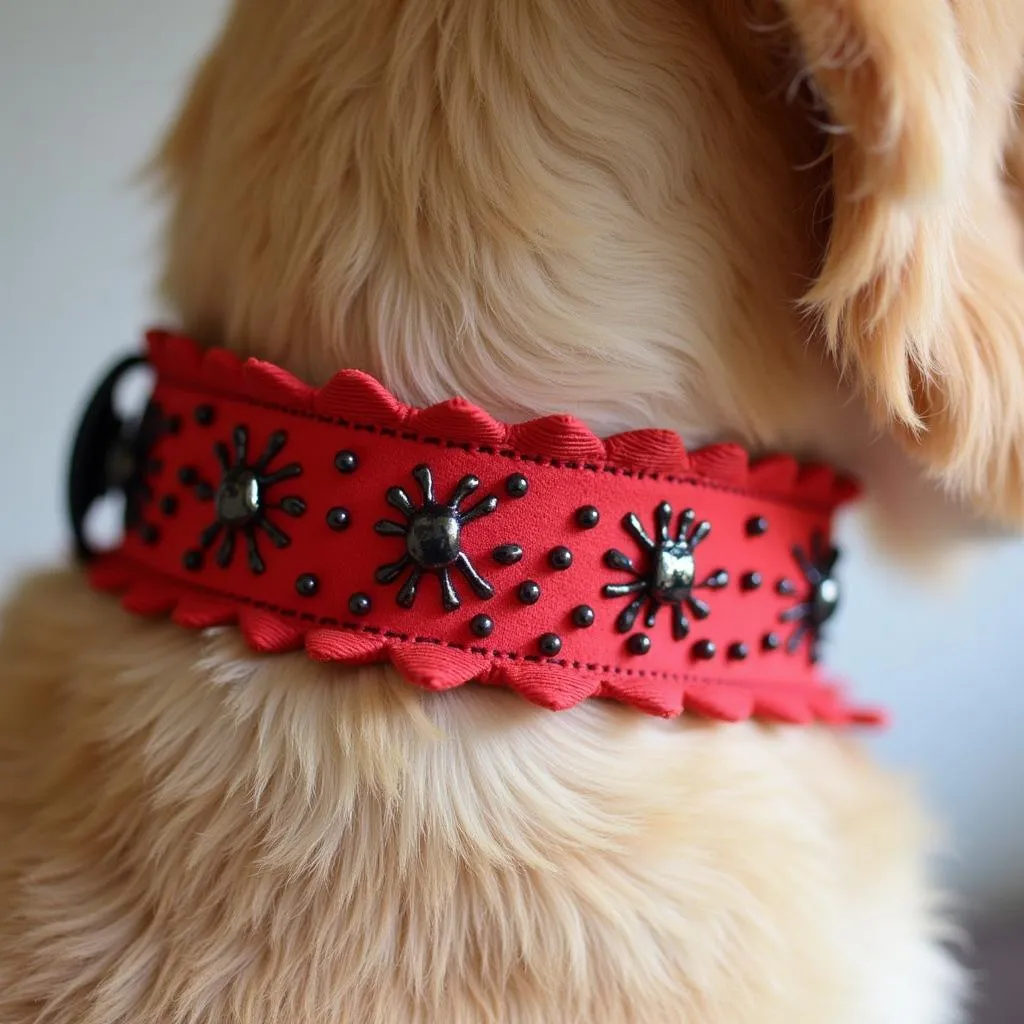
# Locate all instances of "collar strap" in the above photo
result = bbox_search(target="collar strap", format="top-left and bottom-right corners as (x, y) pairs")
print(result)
(69, 331), (884, 727)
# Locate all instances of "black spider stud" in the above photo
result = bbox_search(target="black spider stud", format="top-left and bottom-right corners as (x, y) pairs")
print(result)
(778, 530), (841, 661)
(603, 502), (728, 641)
(374, 464), (498, 611)
(184, 426), (305, 574)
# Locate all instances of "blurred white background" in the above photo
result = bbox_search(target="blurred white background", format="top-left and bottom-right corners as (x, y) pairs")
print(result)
(2, 0), (1023, 920)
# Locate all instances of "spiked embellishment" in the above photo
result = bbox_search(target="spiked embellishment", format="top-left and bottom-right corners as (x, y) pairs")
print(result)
(68, 331), (885, 728)
(374, 465), (498, 610)
(182, 426), (305, 574)
(603, 502), (729, 649)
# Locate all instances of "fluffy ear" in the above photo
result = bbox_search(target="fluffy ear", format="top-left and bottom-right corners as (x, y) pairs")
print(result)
(780, 0), (1024, 525)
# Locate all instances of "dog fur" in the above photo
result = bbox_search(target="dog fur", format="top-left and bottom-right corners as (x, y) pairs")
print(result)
(4, 0), (1024, 1020)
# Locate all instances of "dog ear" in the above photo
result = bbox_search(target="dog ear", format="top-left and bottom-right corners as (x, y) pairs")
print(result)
(779, 0), (1024, 524)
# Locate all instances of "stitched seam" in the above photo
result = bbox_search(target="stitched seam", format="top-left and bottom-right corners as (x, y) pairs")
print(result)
(114, 555), (818, 690)
(159, 379), (841, 515)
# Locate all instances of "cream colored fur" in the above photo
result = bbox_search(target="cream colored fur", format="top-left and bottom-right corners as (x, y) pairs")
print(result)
(6, 0), (1024, 1020)
(0, 571), (962, 1023)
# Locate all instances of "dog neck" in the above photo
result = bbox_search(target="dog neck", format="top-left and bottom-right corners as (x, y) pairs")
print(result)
(155, 0), (855, 466)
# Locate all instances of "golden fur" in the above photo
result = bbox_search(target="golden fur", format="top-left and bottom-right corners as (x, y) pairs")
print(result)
(5, 0), (1024, 1019)
(0, 571), (961, 1022)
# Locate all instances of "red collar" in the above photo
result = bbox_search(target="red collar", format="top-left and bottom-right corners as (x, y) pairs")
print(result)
(69, 330), (884, 727)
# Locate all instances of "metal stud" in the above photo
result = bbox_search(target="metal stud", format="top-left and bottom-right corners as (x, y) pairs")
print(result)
(746, 515), (769, 537)
(603, 501), (720, 643)
(538, 633), (562, 656)
(727, 642), (749, 661)
(780, 530), (843, 662)
(471, 614), (495, 639)
(518, 580), (541, 605)
(506, 474), (529, 498)
(296, 574), (319, 597)
(335, 450), (359, 474)
(762, 632), (781, 651)
(184, 426), (302, 577)
(374, 464), (497, 611)
(194, 404), (215, 427)
(327, 507), (351, 531)
(693, 639), (716, 660)
(576, 505), (600, 529)
(349, 593), (372, 616)
(628, 633), (652, 655)
(493, 543), (524, 565)
(183, 550), (203, 572)
(776, 579), (798, 597)
(572, 604), (595, 628)
(549, 546), (573, 571)
(741, 571), (762, 591)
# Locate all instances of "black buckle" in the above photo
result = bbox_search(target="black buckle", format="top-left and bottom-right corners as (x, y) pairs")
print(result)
(67, 354), (153, 561)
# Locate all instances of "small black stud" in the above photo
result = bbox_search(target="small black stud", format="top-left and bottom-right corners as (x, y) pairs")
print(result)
(572, 604), (595, 629)
(296, 574), (319, 597)
(763, 632), (781, 651)
(183, 550), (203, 572)
(628, 633), (652, 655)
(194, 404), (215, 427)
(493, 543), (524, 565)
(506, 474), (529, 498)
(741, 571), (762, 592)
(518, 580), (541, 605)
(746, 516), (769, 537)
(549, 546), (573, 571)
(160, 495), (179, 517)
(327, 507), (350, 531)
(349, 593), (372, 617)
(139, 524), (160, 546)
(335, 450), (359, 474)
(693, 639), (716, 660)
(576, 505), (600, 529)
(166, 414), (183, 436)
(776, 579), (798, 596)
(538, 633), (562, 656)
(727, 641), (749, 661)
(195, 482), (215, 501)
(179, 466), (199, 486)
(471, 614), (495, 638)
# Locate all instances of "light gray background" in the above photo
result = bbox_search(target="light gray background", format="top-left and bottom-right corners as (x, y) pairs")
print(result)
(2, 0), (1023, 917)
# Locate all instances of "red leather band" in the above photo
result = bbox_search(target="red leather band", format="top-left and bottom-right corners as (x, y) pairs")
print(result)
(85, 331), (884, 727)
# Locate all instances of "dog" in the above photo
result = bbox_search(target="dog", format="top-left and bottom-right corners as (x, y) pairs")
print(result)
(3, 1), (1024, 1020)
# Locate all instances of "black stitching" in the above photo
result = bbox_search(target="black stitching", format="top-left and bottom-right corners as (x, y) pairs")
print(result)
(117, 554), (809, 688)
(158, 381), (839, 515)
